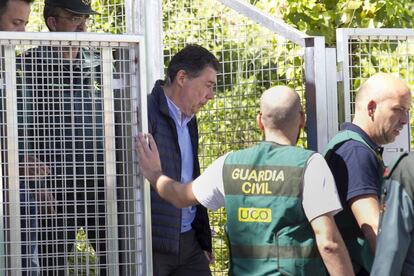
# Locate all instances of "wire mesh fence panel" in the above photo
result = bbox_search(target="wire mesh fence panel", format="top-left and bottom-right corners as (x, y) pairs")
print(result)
(338, 29), (414, 151)
(0, 34), (145, 276)
(27, 0), (127, 34)
(163, 0), (308, 274)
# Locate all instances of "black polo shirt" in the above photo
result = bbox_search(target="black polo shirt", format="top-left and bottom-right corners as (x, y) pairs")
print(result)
(327, 122), (383, 206)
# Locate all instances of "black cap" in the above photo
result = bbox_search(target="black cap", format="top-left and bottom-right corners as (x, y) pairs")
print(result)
(45, 0), (98, 15)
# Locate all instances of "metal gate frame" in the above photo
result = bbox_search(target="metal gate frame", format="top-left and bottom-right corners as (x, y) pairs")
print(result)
(0, 31), (151, 276)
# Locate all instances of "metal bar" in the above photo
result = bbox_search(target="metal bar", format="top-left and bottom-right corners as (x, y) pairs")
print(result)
(136, 0), (145, 35)
(304, 43), (317, 150)
(304, 38), (318, 151)
(325, 48), (339, 140)
(125, 0), (134, 34)
(4, 45), (21, 275)
(218, 0), (310, 47)
(0, 47), (5, 276)
(314, 36), (329, 151)
(336, 28), (351, 122)
(337, 28), (414, 38)
(304, 36), (329, 151)
(125, 0), (144, 35)
(129, 46), (142, 275)
(136, 40), (152, 276)
(0, 32), (144, 43)
(102, 47), (120, 275)
(145, 0), (164, 85)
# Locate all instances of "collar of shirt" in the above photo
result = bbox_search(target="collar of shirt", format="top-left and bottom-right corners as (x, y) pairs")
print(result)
(341, 122), (384, 156)
(165, 95), (194, 127)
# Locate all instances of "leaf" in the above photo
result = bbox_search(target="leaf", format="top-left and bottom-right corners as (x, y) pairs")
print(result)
(341, 12), (352, 24)
(347, 0), (363, 10)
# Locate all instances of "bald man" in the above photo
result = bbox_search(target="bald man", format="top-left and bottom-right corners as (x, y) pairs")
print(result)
(324, 73), (411, 275)
(137, 86), (354, 276)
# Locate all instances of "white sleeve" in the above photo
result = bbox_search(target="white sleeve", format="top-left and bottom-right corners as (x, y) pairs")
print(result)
(302, 153), (342, 221)
(192, 153), (229, 211)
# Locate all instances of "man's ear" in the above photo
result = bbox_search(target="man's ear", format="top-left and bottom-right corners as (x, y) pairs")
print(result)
(175, 70), (186, 87)
(257, 112), (264, 131)
(46, 17), (57, 32)
(367, 100), (377, 119)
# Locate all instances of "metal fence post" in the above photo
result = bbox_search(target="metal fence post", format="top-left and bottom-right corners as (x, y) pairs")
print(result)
(102, 47), (120, 276)
(336, 28), (351, 123)
(325, 48), (339, 139)
(304, 36), (329, 151)
(144, 1), (164, 88)
(4, 44), (21, 276)
(137, 39), (153, 276)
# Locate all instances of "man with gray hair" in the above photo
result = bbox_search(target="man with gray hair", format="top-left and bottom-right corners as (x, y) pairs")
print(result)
(147, 44), (217, 275)
(137, 86), (354, 275)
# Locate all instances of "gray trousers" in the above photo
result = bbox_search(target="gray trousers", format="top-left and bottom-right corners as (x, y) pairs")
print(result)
(153, 229), (211, 276)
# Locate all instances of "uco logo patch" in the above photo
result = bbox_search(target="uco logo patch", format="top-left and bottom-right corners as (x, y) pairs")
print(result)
(238, 207), (271, 223)
(82, 0), (91, 5)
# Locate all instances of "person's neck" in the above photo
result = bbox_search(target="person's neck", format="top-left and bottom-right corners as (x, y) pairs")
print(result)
(264, 131), (296, 146)
(163, 85), (185, 111)
(352, 117), (379, 144)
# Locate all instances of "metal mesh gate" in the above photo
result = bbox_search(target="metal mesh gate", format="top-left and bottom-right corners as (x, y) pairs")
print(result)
(0, 32), (148, 276)
(337, 28), (414, 164)
(160, 0), (329, 274)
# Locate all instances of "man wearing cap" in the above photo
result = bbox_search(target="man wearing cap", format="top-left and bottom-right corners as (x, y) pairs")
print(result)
(18, 0), (106, 275)
(43, 0), (97, 58)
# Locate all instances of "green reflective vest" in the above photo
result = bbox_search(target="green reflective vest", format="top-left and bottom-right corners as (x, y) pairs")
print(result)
(323, 130), (384, 272)
(223, 141), (326, 276)
(372, 153), (414, 275)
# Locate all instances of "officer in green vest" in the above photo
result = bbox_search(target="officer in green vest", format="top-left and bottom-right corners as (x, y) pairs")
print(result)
(372, 152), (414, 275)
(324, 73), (411, 275)
(137, 86), (354, 275)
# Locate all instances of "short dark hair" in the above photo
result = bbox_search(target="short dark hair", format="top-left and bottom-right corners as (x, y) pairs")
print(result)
(166, 44), (219, 85)
(0, 0), (34, 18)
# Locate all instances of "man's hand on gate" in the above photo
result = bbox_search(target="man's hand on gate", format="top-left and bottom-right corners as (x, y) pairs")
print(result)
(135, 133), (162, 184)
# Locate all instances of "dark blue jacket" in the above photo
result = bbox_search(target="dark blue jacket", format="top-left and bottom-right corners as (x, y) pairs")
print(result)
(147, 80), (212, 255)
